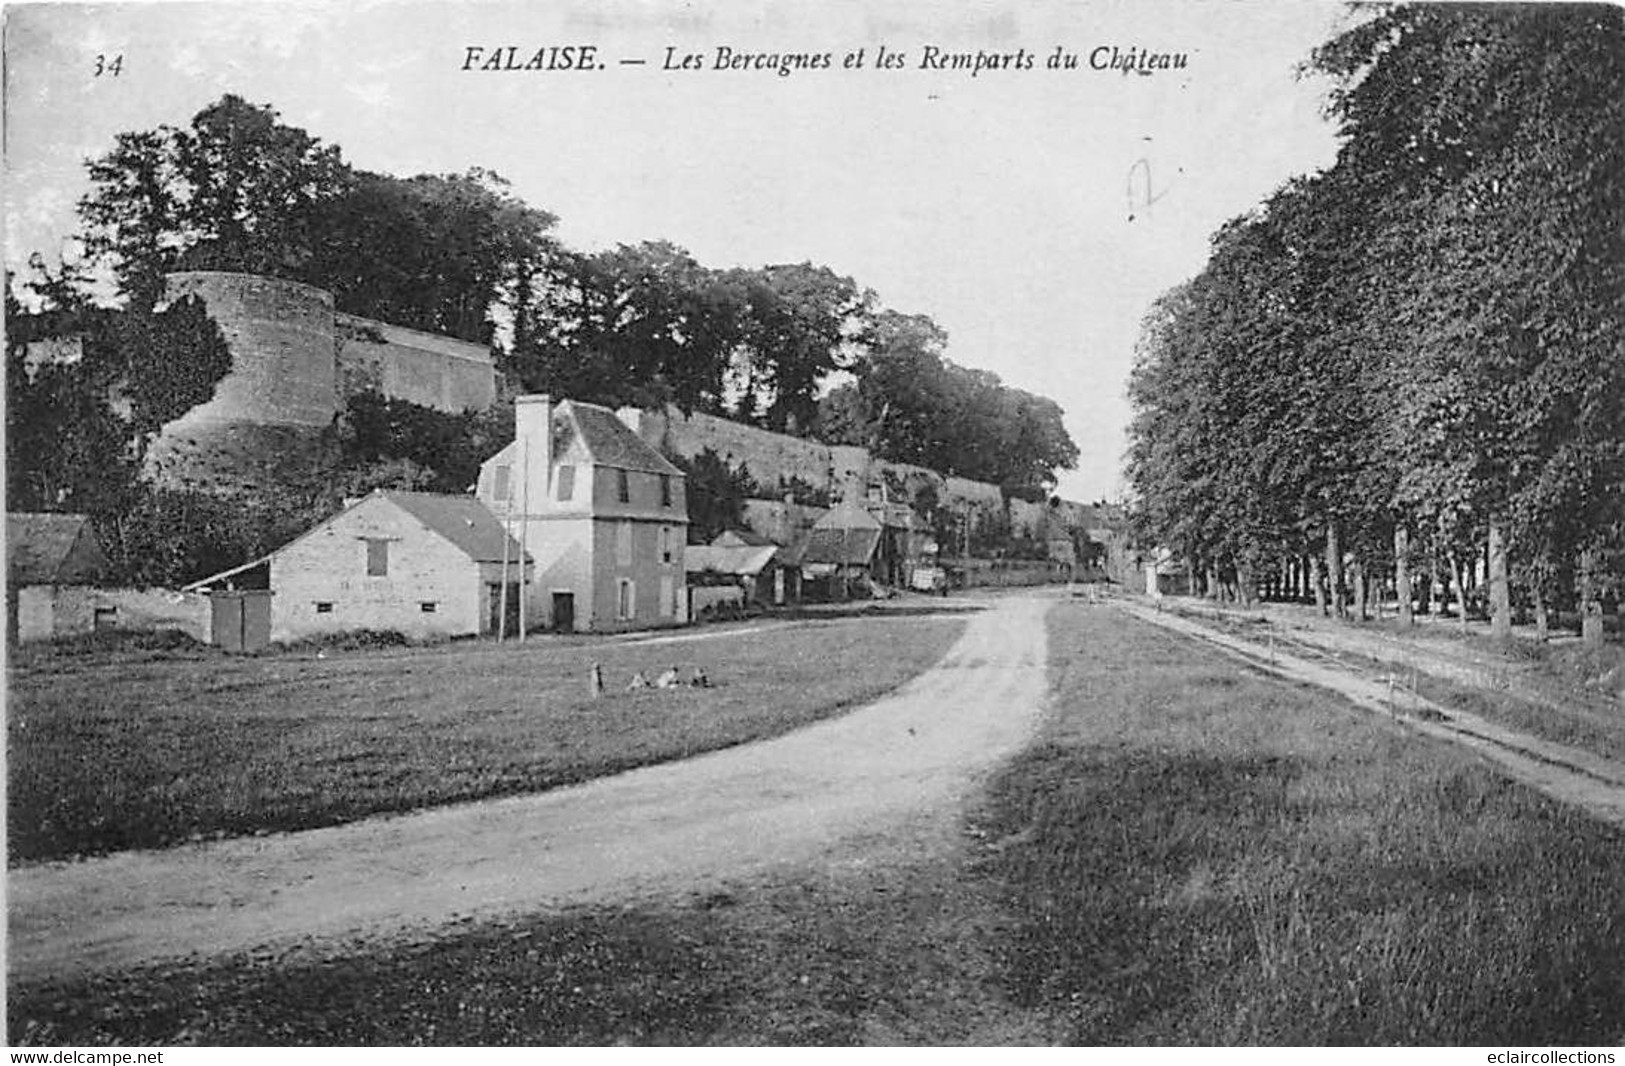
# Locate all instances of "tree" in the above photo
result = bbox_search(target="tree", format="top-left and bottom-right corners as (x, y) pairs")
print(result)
(722, 263), (871, 433)
(511, 242), (742, 413)
(669, 448), (760, 543)
(78, 95), (351, 303)
(312, 169), (558, 343)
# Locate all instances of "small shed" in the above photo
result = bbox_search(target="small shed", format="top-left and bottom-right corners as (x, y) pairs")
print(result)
(7, 513), (110, 643)
(791, 501), (884, 601)
(686, 539), (798, 607)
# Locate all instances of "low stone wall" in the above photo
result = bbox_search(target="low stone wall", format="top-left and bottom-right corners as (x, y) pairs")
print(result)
(13, 586), (211, 643)
(945, 557), (1074, 589)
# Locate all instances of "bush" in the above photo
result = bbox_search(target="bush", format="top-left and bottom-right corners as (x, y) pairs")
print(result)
(273, 628), (421, 654)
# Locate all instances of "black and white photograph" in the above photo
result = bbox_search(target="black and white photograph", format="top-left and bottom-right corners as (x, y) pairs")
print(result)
(4, 0), (1622, 1049)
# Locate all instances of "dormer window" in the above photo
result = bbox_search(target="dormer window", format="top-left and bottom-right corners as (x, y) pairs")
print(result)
(617, 468), (630, 503)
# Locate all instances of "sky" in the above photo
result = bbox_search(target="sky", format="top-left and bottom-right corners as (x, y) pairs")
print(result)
(2, 0), (1354, 502)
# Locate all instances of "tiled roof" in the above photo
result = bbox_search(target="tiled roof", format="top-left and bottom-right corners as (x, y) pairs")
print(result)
(811, 496), (883, 532)
(793, 527), (881, 567)
(562, 401), (685, 476)
(686, 544), (780, 576)
(8, 512), (107, 585)
(713, 527), (775, 547)
(384, 492), (528, 564)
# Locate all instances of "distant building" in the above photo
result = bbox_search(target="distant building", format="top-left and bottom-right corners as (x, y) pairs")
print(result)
(687, 531), (798, 609)
(186, 490), (531, 643)
(791, 498), (884, 600)
(476, 395), (689, 632)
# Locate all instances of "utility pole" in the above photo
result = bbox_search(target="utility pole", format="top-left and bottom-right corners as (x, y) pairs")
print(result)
(519, 432), (530, 642)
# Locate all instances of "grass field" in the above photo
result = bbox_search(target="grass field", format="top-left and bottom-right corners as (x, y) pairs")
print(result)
(12, 600), (1624, 1045)
(7, 613), (967, 865)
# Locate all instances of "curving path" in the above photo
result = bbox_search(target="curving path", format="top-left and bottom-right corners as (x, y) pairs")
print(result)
(9, 593), (1053, 984)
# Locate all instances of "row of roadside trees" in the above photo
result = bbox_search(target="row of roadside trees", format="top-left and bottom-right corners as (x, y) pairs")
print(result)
(1126, 4), (1623, 643)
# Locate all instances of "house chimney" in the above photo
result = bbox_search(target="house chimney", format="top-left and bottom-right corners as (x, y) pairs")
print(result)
(514, 394), (553, 519)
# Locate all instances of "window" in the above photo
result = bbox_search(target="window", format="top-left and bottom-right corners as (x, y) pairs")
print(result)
(616, 468), (630, 503)
(365, 538), (389, 577)
(616, 520), (633, 566)
(617, 578), (635, 620)
(661, 525), (673, 564)
(660, 474), (672, 507)
(315, 602), (334, 614)
(93, 606), (118, 631)
(492, 464), (511, 504)
(420, 602), (437, 613)
(555, 465), (575, 501)
(659, 575), (674, 619)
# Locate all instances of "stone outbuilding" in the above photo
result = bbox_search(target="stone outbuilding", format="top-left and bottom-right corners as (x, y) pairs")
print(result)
(7, 512), (110, 642)
(476, 395), (689, 632)
(186, 490), (531, 643)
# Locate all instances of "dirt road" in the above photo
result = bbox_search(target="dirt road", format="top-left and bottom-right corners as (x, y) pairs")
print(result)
(9, 593), (1052, 985)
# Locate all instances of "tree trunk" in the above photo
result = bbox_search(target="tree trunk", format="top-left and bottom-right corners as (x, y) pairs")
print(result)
(1488, 521), (1511, 640)
(1207, 565), (1220, 601)
(1311, 554), (1326, 615)
(1449, 552), (1470, 632)
(1353, 557), (1368, 621)
(1533, 586), (1549, 643)
(1326, 522), (1345, 619)
(1579, 549), (1604, 647)
(1394, 526), (1413, 626)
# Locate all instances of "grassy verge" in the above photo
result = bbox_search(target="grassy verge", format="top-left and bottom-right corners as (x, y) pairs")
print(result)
(1166, 598), (1625, 762)
(7, 614), (965, 864)
(12, 602), (1622, 1045)
(976, 600), (1625, 1044)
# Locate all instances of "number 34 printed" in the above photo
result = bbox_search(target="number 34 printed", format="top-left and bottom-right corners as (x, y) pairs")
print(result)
(94, 53), (123, 76)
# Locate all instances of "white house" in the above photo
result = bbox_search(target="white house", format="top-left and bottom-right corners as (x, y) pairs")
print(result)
(475, 395), (689, 632)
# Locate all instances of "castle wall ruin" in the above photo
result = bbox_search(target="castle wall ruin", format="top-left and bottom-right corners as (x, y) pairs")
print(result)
(149, 271), (496, 493)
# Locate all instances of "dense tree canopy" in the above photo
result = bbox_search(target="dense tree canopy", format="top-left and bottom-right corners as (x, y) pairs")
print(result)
(1127, 3), (1624, 636)
(822, 310), (1079, 497)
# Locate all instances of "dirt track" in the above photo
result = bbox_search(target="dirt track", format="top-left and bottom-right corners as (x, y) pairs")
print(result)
(1119, 600), (1625, 830)
(9, 593), (1053, 985)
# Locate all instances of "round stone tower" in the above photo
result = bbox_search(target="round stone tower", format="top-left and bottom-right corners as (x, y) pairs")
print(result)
(162, 271), (338, 429)
(146, 272), (340, 495)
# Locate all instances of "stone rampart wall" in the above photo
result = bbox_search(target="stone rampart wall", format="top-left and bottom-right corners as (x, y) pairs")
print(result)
(335, 314), (495, 414)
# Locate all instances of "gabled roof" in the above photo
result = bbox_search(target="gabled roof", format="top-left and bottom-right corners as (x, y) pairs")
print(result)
(792, 527), (881, 567)
(811, 496), (883, 532)
(8, 512), (108, 585)
(562, 401), (685, 476)
(713, 527), (775, 548)
(686, 544), (781, 577)
(384, 492), (526, 564)
(184, 491), (526, 591)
